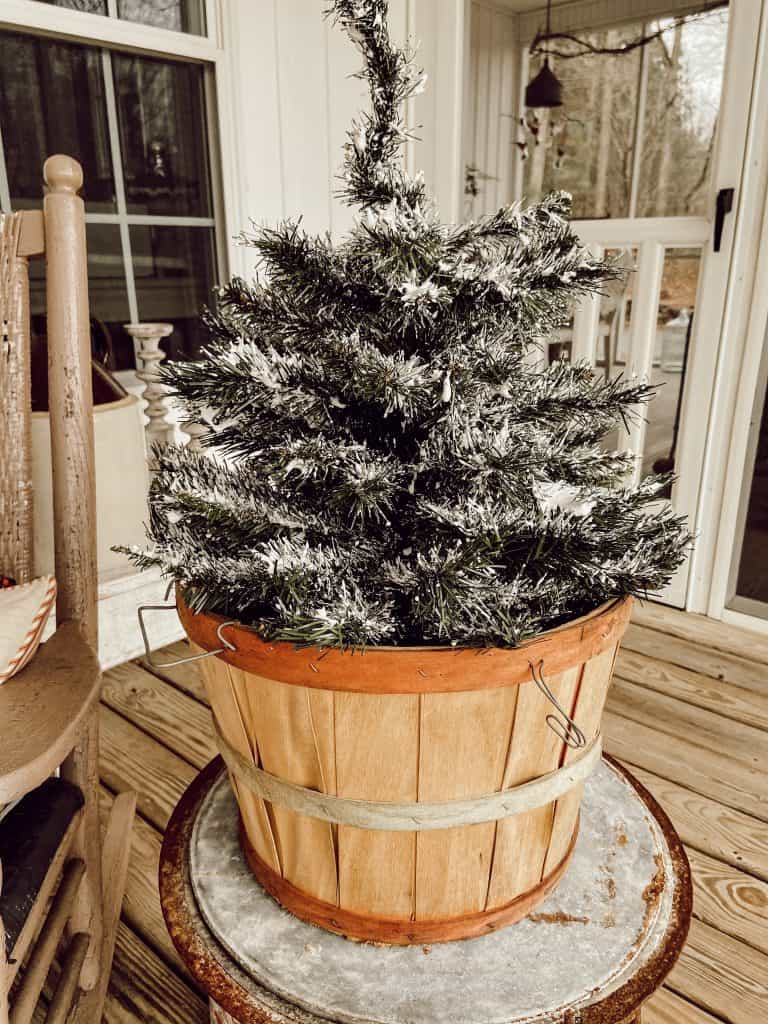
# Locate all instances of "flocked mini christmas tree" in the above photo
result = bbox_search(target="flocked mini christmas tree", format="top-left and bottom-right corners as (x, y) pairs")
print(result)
(125, 0), (691, 648)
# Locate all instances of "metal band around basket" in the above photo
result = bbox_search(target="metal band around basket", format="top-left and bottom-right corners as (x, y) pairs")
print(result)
(213, 721), (603, 832)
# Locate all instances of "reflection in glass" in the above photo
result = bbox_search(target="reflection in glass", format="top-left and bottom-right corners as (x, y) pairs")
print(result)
(112, 53), (212, 217)
(593, 248), (700, 486)
(0, 31), (115, 211)
(637, 10), (729, 217)
(28, 225), (131, 398)
(641, 249), (701, 483)
(117, 0), (205, 35)
(734, 372), (768, 607)
(84, 224), (133, 369)
(34, 0), (106, 11)
(522, 26), (642, 219)
(521, 5), (728, 220)
(130, 225), (216, 362)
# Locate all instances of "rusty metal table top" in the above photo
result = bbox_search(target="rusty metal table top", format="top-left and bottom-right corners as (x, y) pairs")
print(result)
(160, 756), (691, 1024)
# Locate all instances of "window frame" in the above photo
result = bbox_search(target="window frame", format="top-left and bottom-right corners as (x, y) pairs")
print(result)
(0, 0), (236, 366)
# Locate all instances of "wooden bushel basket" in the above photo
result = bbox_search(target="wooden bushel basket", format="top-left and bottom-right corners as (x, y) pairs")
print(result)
(179, 594), (632, 945)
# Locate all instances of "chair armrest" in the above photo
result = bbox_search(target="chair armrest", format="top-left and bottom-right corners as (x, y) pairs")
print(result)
(0, 622), (100, 805)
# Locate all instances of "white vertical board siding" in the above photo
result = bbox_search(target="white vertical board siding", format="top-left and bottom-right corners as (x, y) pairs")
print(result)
(465, 2), (519, 219)
(275, 0), (333, 235)
(411, 0), (467, 220)
(326, 14), (369, 237)
(224, 0), (467, 267)
(222, 0), (285, 280)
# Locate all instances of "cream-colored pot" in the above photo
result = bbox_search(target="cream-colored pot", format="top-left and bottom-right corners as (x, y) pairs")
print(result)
(31, 393), (149, 578)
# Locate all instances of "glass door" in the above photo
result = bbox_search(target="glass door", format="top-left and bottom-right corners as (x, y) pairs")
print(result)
(510, 1), (758, 607)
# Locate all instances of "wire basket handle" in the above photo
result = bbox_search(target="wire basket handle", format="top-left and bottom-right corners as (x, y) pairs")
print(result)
(137, 586), (238, 670)
(528, 660), (587, 750)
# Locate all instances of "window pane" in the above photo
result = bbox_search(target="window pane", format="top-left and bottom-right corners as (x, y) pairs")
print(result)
(131, 225), (215, 361)
(641, 248), (701, 484)
(29, 225), (131, 395)
(522, 25), (642, 219)
(112, 53), (212, 216)
(0, 32), (116, 211)
(593, 247), (700, 489)
(85, 224), (133, 369)
(636, 9), (729, 218)
(33, 0), (106, 11)
(117, 0), (205, 35)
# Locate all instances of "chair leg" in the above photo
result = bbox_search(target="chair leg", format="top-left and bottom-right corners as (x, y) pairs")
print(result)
(0, 925), (9, 1024)
(60, 716), (103, 992)
(68, 790), (136, 1024)
(46, 933), (90, 1024)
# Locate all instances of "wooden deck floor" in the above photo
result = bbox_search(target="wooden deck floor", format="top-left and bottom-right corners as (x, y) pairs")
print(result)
(93, 602), (768, 1023)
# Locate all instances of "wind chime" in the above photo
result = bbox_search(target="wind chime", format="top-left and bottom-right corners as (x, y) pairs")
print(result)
(517, 0), (566, 168)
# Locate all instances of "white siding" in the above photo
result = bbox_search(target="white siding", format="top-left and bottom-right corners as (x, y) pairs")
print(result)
(223, 0), (466, 279)
(465, 1), (519, 218)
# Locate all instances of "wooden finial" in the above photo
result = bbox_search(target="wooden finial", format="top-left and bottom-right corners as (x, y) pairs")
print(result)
(43, 154), (83, 195)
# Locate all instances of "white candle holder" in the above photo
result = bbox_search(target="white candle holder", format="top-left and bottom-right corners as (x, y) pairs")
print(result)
(124, 322), (174, 451)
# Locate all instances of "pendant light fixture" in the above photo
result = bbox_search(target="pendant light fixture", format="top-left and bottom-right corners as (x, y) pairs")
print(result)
(525, 0), (563, 109)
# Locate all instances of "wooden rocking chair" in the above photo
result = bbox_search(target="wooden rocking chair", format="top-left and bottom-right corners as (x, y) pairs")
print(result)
(0, 157), (136, 1023)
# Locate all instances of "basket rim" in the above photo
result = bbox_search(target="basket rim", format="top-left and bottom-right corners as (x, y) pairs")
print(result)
(176, 590), (632, 694)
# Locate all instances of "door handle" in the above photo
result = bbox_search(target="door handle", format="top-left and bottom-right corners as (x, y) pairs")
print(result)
(713, 187), (735, 252)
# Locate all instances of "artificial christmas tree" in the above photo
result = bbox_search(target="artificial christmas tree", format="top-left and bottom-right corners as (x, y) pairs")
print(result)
(128, 0), (690, 942)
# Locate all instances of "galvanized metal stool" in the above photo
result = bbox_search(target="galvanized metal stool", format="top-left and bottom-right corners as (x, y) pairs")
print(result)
(160, 756), (691, 1024)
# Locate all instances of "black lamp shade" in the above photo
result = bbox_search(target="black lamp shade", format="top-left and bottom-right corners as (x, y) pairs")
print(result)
(525, 60), (563, 108)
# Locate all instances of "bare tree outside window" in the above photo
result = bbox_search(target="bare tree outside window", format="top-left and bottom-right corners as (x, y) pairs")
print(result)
(522, 5), (729, 220)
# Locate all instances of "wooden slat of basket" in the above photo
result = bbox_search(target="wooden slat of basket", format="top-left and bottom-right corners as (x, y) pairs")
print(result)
(543, 644), (619, 876)
(243, 677), (337, 904)
(335, 692), (419, 916)
(195, 649), (280, 873)
(485, 666), (581, 908)
(227, 664), (283, 874)
(415, 688), (519, 918)
(306, 689), (338, 877)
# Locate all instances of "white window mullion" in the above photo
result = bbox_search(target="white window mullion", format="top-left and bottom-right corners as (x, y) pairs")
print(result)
(84, 213), (215, 227)
(570, 243), (605, 366)
(100, 48), (140, 337)
(619, 240), (665, 484)
(628, 31), (650, 219)
(202, 63), (229, 283)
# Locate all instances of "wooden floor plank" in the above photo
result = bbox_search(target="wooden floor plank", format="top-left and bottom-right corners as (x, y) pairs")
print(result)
(100, 704), (196, 831)
(604, 710), (768, 822)
(628, 764), (768, 882)
(104, 921), (207, 1024)
(140, 643), (210, 706)
(644, 987), (725, 1024)
(633, 600), (768, 666)
(103, 661), (217, 770)
(607, 678), (768, 768)
(614, 648), (768, 732)
(667, 918), (768, 1024)
(621, 623), (767, 694)
(688, 848), (768, 956)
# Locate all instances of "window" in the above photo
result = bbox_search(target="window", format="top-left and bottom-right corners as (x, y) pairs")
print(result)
(0, 22), (220, 370)
(35, 0), (206, 36)
(521, 5), (730, 219)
